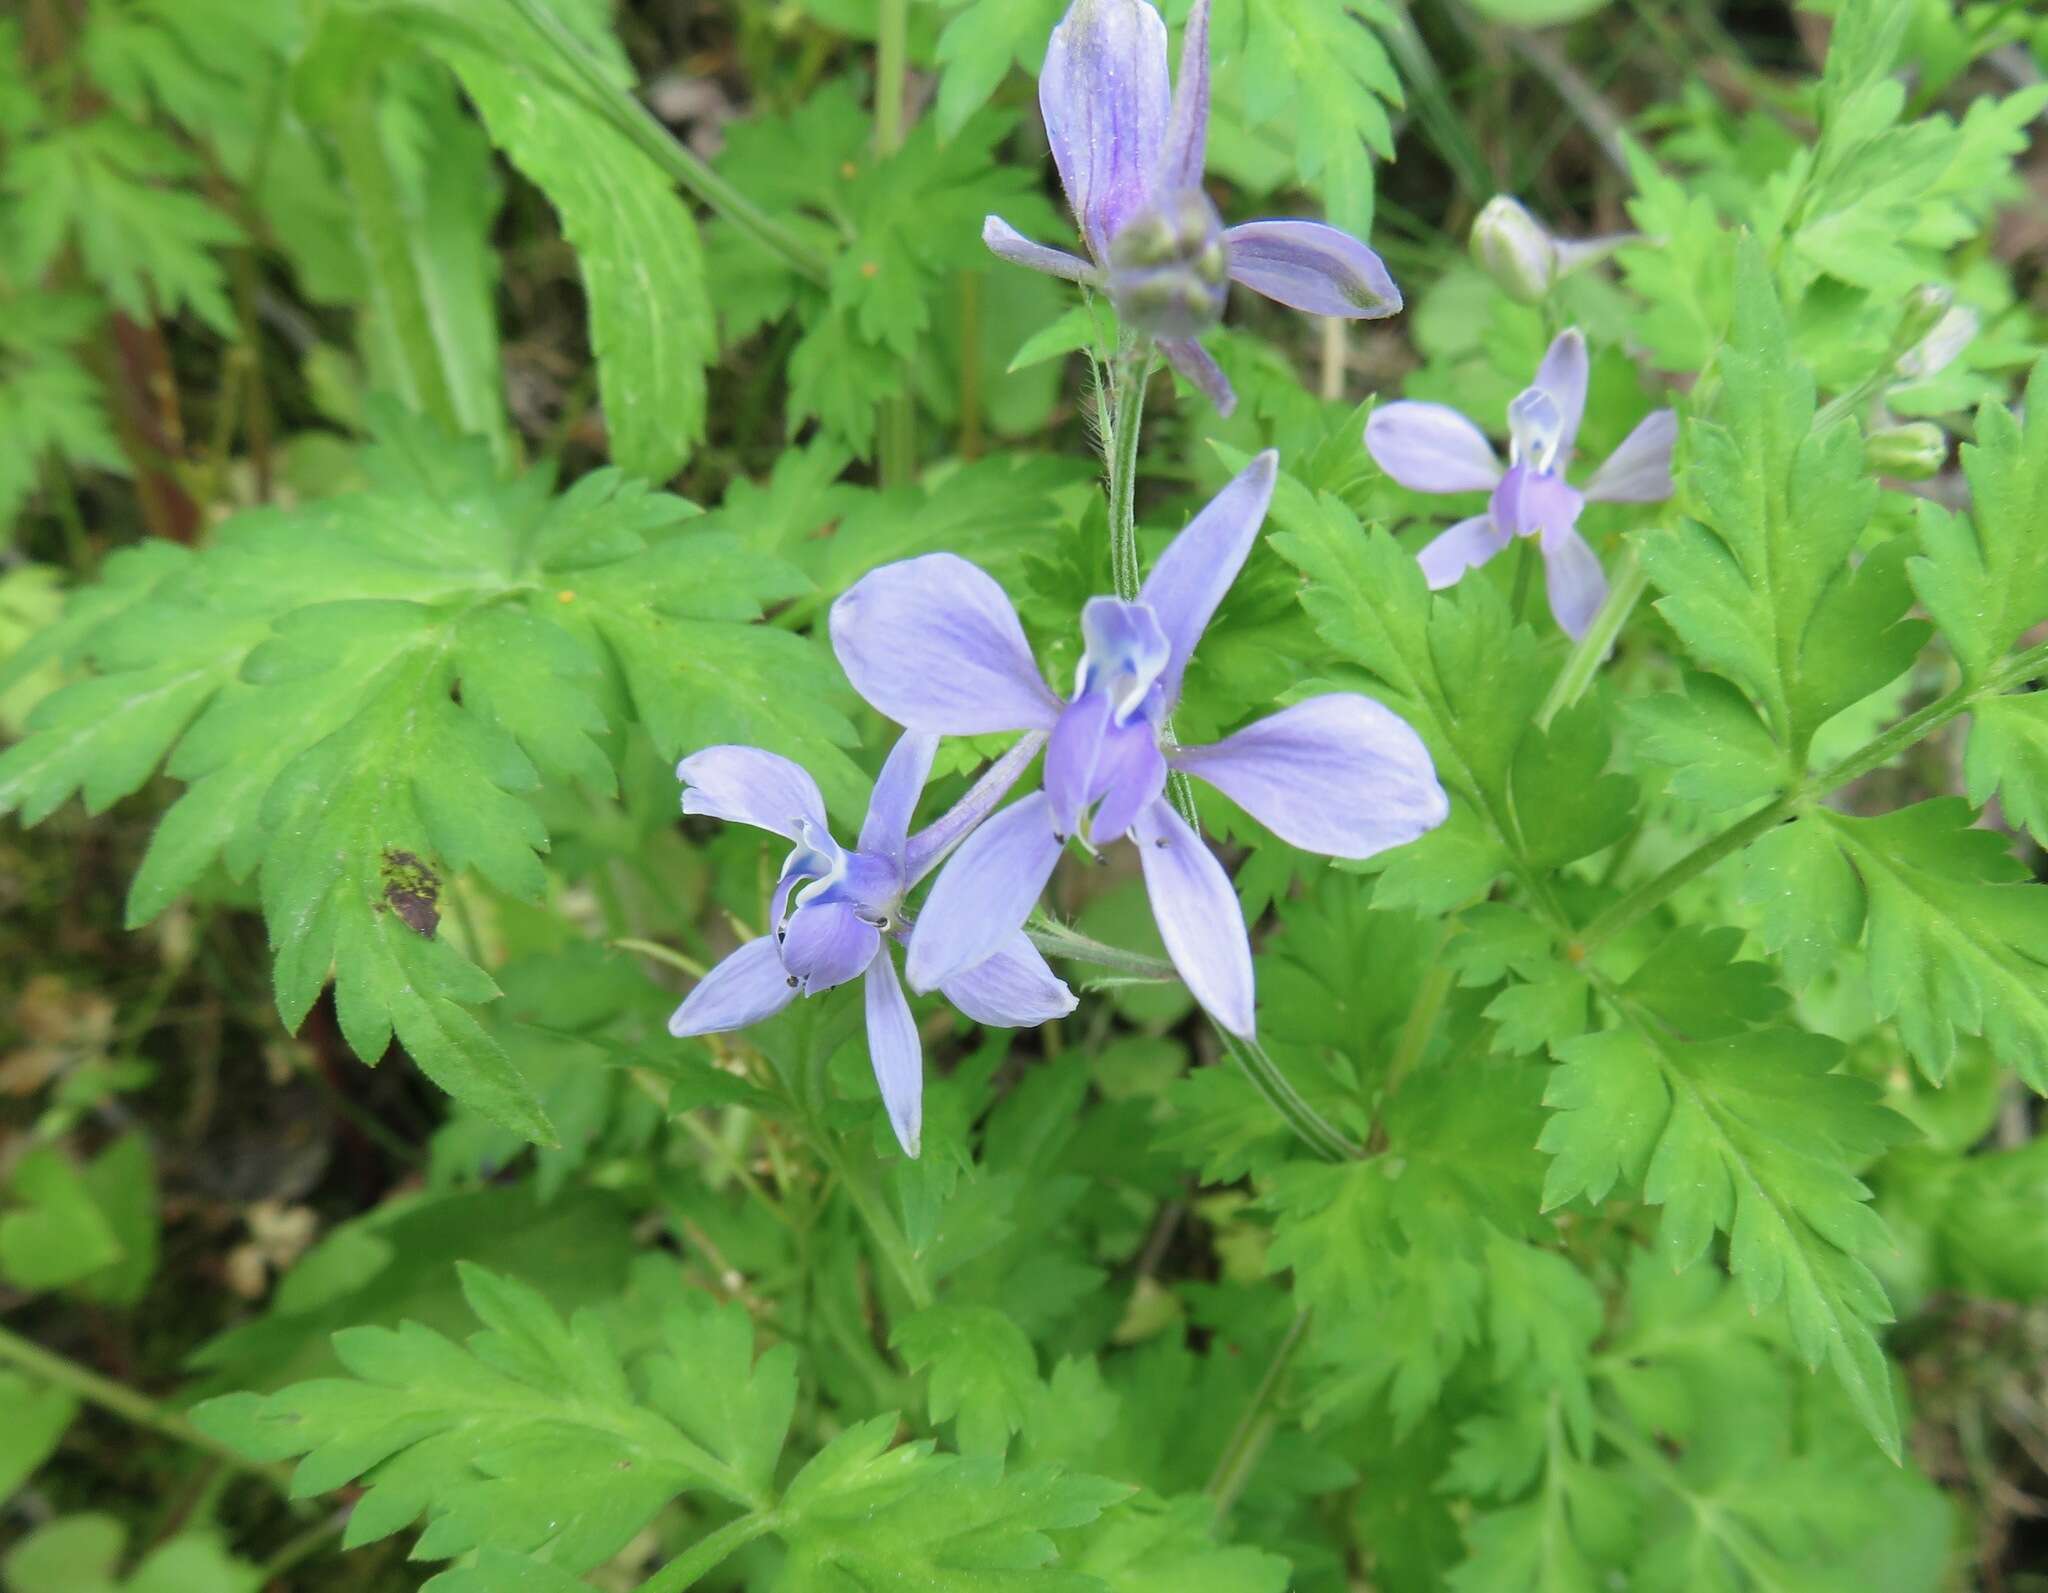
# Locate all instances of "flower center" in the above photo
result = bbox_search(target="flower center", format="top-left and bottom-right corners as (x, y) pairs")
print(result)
(1105, 188), (1229, 342)
(1075, 596), (1169, 726)
(1506, 386), (1565, 476)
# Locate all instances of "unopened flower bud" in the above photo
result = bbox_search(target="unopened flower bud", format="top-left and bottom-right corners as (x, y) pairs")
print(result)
(1895, 306), (1979, 383)
(1895, 285), (1954, 352)
(1107, 188), (1228, 341)
(1470, 196), (1557, 304)
(1865, 421), (1946, 479)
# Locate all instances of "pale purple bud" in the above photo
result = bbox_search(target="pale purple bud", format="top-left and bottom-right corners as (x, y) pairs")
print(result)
(1470, 196), (1557, 305)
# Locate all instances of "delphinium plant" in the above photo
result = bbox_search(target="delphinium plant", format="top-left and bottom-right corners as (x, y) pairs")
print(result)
(2, 0), (2048, 1589)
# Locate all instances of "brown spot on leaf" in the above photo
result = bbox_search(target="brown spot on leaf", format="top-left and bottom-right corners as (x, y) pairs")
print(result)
(380, 849), (441, 938)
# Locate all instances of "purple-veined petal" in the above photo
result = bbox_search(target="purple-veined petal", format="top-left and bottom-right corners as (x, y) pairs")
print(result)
(1532, 328), (1589, 459)
(1417, 513), (1512, 590)
(1040, 0), (1170, 258)
(1047, 690), (1169, 844)
(1137, 449), (1277, 707)
(905, 791), (1063, 993)
(1130, 798), (1254, 1036)
(938, 932), (1078, 1027)
(1158, 337), (1236, 414)
(905, 731), (1048, 887)
(1540, 524), (1608, 640)
(679, 745), (829, 843)
(1088, 723), (1167, 843)
(780, 900), (880, 995)
(1045, 689), (1114, 838)
(1221, 220), (1401, 319)
(1156, 0), (1210, 194)
(668, 936), (798, 1038)
(830, 554), (1062, 736)
(1172, 695), (1449, 860)
(1365, 403), (1503, 494)
(1584, 409), (1678, 503)
(859, 732), (938, 867)
(1490, 462), (1586, 541)
(863, 952), (924, 1158)
(983, 216), (1099, 283)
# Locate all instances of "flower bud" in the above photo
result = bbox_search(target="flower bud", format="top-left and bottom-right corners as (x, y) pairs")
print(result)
(1865, 421), (1946, 480)
(1895, 306), (1978, 383)
(1894, 284), (1954, 351)
(1107, 188), (1228, 341)
(1470, 196), (1556, 304)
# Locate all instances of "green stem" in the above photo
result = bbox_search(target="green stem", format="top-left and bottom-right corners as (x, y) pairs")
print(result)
(873, 0), (916, 486)
(0, 1324), (294, 1495)
(504, 0), (829, 283)
(1106, 350), (1150, 601)
(823, 1142), (933, 1310)
(633, 1511), (782, 1593)
(1579, 639), (2048, 951)
(1537, 546), (1648, 729)
(1204, 1310), (1311, 1513)
(1026, 914), (1177, 980)
(258, 1511), (348, 1580)
(1215, 1026), (1363, 1163)
(336, 90), (459, 432)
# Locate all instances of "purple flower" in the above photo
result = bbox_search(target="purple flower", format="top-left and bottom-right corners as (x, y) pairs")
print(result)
(1364, 328), (1676, 639)
(667, 733), (1075, 1157)
(983, 0), (1401, 416)
(829, 451), (1448, 1038)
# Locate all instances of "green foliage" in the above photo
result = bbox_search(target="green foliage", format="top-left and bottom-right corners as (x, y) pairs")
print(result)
(0, 415), (858, 1139)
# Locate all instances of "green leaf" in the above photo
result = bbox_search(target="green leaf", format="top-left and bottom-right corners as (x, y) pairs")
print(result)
(777, 1418), (1129, 1591)
(1, 1516), (260, 1593)
(1625, 672), (1792, 815)
(1540, 1016), (1907, 1458)
(193, 1265), (795, 1570)
(0, 1372), (76, 1504)
(3, 118), (241, 333)
(0, 1146), (123, 1292)
(0, 291), (125, 536)
(0, 416), (857, 1137)
(894, 1304), (1042, 1459)
(1060, 1493), (1290, 1593)
(1821, 799), (2048, 1089)
(1964, 690), (2048, 847)
(1910, 358), (2048, 679)
(1642, 241), (1925, 759)
(932, 0), (1065, 140)
(1507, 700), (1637, 868)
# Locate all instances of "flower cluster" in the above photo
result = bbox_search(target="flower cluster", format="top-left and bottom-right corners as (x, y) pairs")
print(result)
(664, 1), (1674, 1158)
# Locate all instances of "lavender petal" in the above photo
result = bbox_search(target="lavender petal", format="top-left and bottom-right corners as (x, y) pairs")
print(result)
(667, 936), (798, 1038)
(905, 791), (1063, 993)
(830, 554), (1063, 736)
(1156, 0), (1210, 195)
(863, 952), (924, 1158)
(1585, 410), (1678, 503)
(1158, 336), (1236, 415)
(1540, 524), (1608, 640)
(1131, 798), (1255, 1037)
(1490, 463), (1586, 541)
(905, 731), (1048, 887)
(1417, 513), (1513, 590)
(859, 732), (938, 867)
(1173, 695), (1448, 860)
(1532, 328), (1589, 459)
(983, 216), (1099, 283)
(1137, 449), (1277, 706)
(780, 900), (881, 995)
(1222, 220), (1402, 319)
(1040, 0), (1170, 258)
(938, 932), (1079, 1027)
(678, 745), (831, 843)
(1365, 402), (1504, 494)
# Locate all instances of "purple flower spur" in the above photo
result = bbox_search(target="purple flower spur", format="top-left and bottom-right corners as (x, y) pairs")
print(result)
(983, 0), (1401, 416)
(667, 733), (1074, 1158)
(829, 451), (1448, 1038)
(1364, 328), (1676, 639)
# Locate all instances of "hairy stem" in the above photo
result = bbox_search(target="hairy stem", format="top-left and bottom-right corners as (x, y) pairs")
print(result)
(1025, 914), (1176, 980)
(1106, 350), (1150, 602)
(1215, 1026), (1364, 1163)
